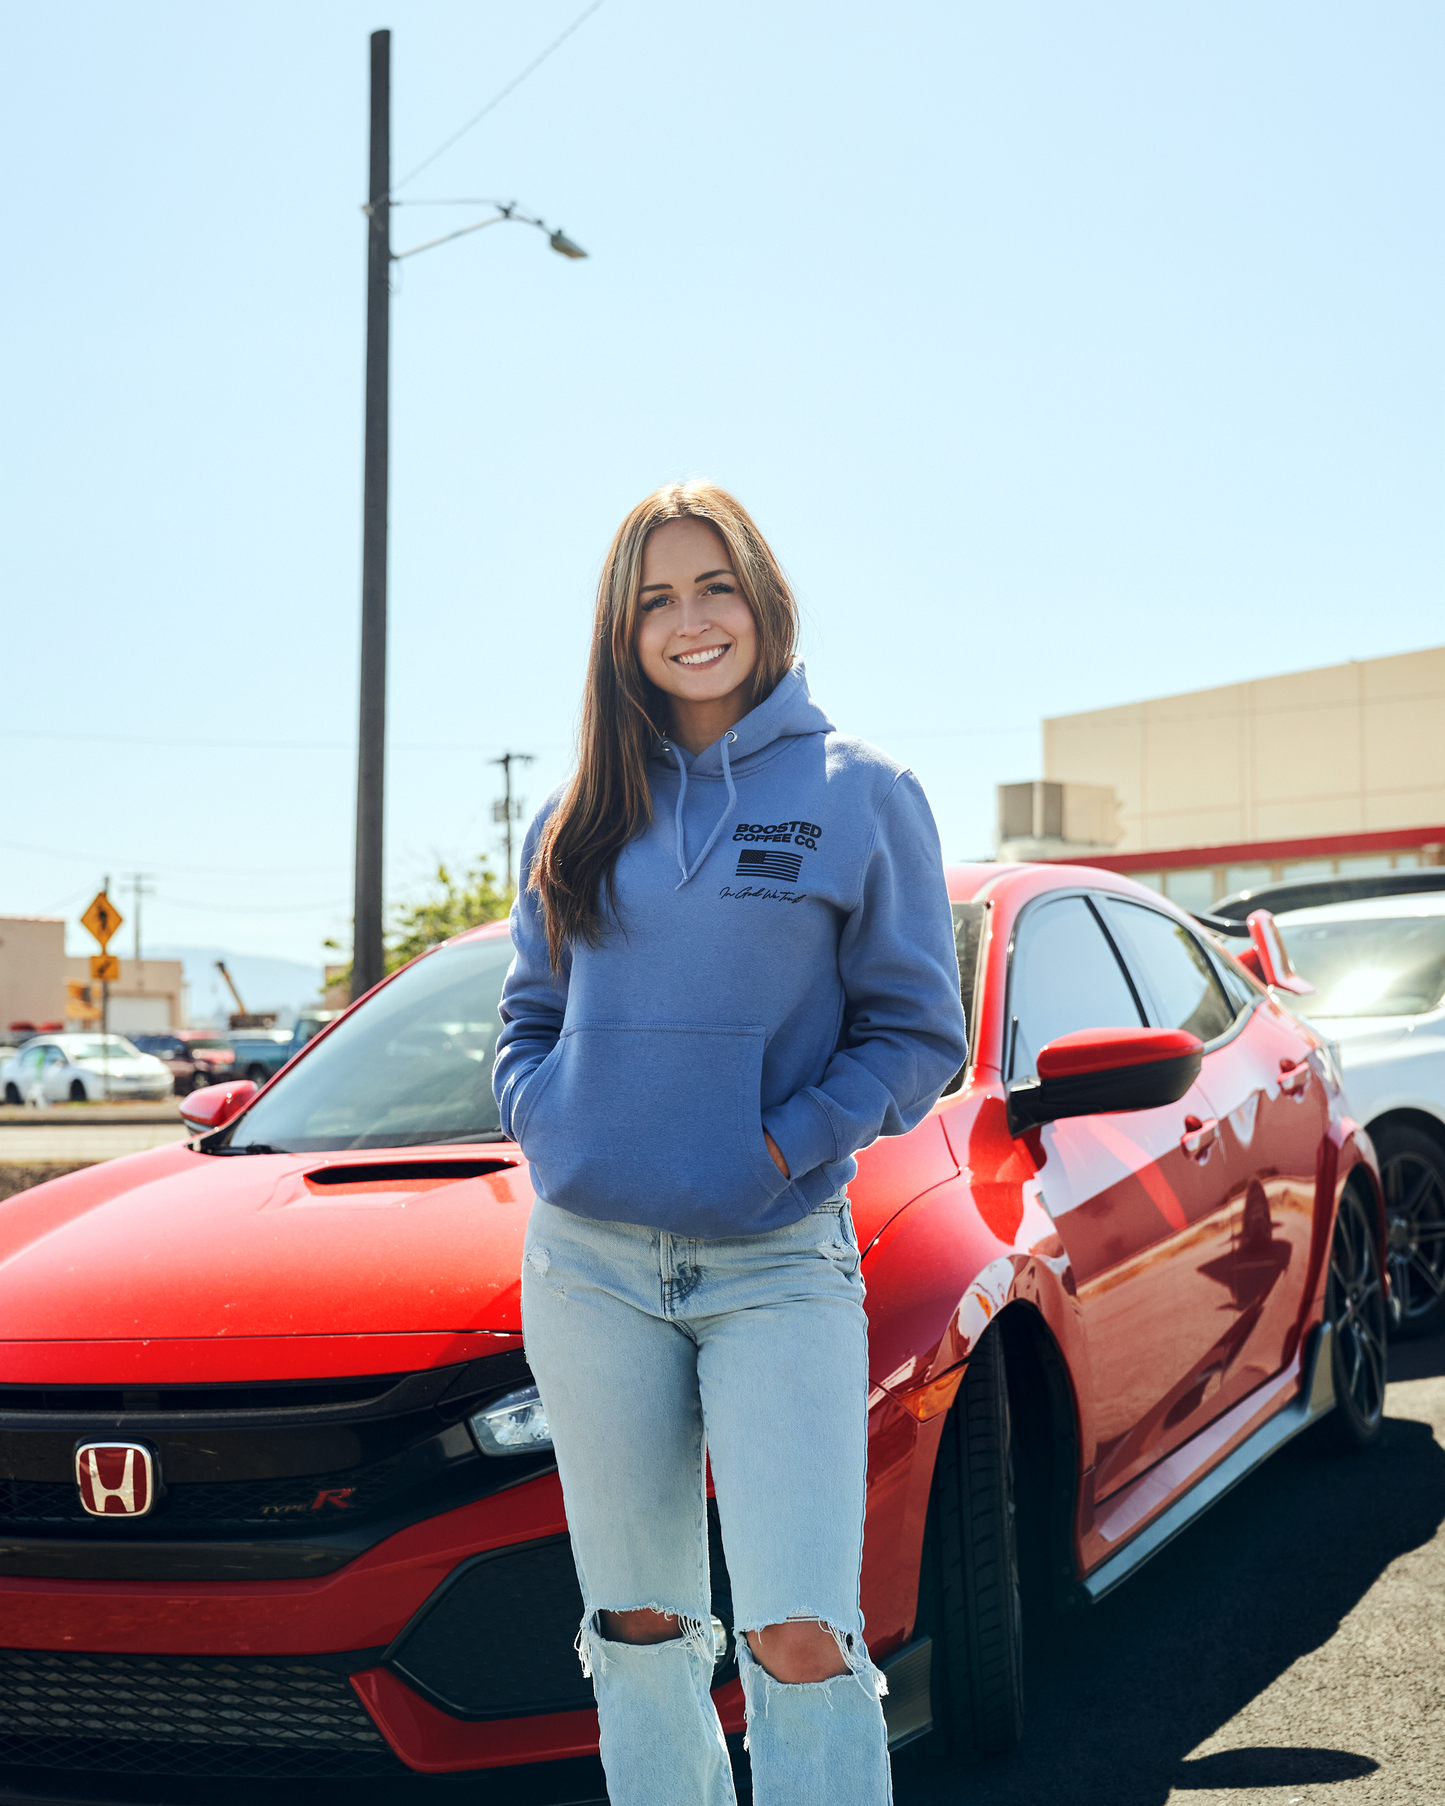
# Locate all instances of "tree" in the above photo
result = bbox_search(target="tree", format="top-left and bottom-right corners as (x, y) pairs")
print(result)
(326, 858), (512, 997)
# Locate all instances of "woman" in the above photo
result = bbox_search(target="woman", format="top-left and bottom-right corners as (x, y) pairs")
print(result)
(494, 482), (967, 1805)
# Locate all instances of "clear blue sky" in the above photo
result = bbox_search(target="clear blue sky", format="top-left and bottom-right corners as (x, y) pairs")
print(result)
(4, 1), (1441, 962)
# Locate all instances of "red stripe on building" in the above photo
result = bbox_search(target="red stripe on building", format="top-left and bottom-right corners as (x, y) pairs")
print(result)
(1039, 824), (1445, 875)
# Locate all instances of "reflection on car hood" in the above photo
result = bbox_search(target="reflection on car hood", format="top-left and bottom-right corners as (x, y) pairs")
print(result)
(0, 1125), (949, 1351)
(0, 1142), (535, 1341)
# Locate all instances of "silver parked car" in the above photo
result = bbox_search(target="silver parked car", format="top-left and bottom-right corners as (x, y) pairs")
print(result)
(1272, 893), (1445, 1337)
(0, 1034), (174, 1105)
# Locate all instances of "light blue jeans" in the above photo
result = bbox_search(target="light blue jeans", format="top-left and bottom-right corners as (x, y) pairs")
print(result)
(521, 1194), (892, 1806)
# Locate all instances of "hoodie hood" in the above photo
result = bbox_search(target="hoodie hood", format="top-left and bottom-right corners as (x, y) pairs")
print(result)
(650, 663), (837, 888)
(651, 662), (836, 780)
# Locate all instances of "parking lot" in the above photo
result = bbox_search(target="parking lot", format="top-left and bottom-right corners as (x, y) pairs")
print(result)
(3, 1328), (1441, 1806)
(0, 1105), (188, 1199)
(892, 1326), (1445, 1805)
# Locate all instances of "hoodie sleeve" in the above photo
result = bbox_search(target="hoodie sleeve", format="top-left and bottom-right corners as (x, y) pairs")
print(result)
(492, 806), (571, 1141)
(761, 770), (967, 1181)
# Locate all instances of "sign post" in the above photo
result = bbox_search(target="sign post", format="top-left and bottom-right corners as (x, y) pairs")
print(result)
(81, 891), (124, 1103)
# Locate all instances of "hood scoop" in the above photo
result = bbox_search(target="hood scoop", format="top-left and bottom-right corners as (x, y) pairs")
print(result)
(305, 1158), (518, 1188)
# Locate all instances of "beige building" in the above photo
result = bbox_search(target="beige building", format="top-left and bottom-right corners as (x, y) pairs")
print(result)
(999, 646), (1445, 911)
(1, 915), (186, 1037)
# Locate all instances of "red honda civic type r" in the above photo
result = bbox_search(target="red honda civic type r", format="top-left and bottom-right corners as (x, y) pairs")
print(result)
(0, 863), (1384, 1781)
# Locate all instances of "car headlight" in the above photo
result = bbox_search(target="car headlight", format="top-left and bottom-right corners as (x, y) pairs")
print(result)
(467, 1385), (553, 1457)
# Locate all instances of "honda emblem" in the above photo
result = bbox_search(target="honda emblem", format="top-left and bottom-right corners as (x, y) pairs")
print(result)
(75, 1442), (157, 1517)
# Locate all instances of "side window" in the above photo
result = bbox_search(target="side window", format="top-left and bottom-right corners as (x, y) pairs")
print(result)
(1205, 942), (1258, 1014)
(1100, 899), (1234, 1043)
(1008, 895), (1145, 1080)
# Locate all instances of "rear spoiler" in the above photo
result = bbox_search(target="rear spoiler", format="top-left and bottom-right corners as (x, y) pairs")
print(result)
(1193, 908), (1313, 995)
(1190, 911), (1250, 938)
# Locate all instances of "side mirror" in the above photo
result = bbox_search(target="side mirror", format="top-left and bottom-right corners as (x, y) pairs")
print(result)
(1007, 1027), (1203, 1133)
(180, 1079), (257, 1133)
(1244, 909), (1314, 995)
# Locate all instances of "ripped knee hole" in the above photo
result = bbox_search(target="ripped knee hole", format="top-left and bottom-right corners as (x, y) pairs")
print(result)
(598, 1607), (681, 1646)
(745, 1619), (852, 1683)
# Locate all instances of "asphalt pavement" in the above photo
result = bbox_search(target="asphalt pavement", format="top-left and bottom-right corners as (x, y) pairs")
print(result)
(4, 1336), (1443, 1806)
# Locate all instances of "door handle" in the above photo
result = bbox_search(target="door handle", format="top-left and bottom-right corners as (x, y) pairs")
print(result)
(1279, 1057), (1311, 1095)
(1181, 1114), (1219, 1160)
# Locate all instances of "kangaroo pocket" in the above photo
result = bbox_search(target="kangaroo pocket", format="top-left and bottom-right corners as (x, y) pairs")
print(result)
(516, 1021), (787, 1226)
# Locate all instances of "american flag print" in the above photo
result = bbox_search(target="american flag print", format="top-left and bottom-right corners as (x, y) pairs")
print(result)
(735, 848), (804, 884)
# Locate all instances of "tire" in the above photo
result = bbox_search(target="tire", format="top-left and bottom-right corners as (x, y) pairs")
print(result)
(1314, 1184), (1388, 1455)
(246, 1064), (268, 1085)
(4, 1084), (19, 1105)
(68, 1079), (87, 1104)
(1377, 1124), (1445, 1338)
(920, 1328), (1026, 1758)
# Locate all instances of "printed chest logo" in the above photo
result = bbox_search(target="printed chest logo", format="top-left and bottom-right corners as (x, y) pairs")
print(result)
(731, 819), (821, 885)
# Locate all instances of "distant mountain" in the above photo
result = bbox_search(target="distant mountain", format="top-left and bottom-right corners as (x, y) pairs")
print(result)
(143, 946), (327, 1029)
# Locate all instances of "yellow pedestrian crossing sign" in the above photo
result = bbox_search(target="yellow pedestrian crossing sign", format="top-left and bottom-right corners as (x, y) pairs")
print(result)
(81, 892), (124, 949)
(90, 953), (121, 982)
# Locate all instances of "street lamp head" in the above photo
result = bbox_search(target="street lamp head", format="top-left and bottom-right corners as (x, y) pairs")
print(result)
(549, 229), (588, 260)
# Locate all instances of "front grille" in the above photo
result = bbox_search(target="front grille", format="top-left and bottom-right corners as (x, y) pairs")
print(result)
(0, 1351), (549, 1581)
(0, 1376), (404, 1414)
(0, 1649), (405, 1777)
(0, 1455), (403, 1530)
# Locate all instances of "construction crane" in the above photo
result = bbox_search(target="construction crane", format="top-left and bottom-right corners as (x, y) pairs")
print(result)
(215, 961), (277, 1031)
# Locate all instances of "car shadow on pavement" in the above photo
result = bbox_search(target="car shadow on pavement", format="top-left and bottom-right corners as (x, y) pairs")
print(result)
(892, 1352), (1445, 1804)
(1380, 1327), (1445, 1383)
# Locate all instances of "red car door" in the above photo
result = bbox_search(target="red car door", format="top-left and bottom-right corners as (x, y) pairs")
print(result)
(1094, 897), (1255, 1449)
(1186, 954), (1331, 1405)
(1006, 893), (1236, 1500)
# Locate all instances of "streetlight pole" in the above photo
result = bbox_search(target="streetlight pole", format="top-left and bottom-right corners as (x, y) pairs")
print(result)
(353, 28), (391, 1000)
(350, 29), (586, 996)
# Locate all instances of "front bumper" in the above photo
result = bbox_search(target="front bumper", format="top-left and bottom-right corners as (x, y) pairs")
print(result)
(0, 1474), (747, 1776)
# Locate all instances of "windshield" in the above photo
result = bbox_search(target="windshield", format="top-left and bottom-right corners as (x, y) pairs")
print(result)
(1278, 914), (1445, 1018)
(68, 1036), (141, 1060)
(217, 935), (514, 1152)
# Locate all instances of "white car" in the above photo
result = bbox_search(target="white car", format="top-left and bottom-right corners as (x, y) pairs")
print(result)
(1270, 892), (1445, 1338)
(0, 1034), (175, 1105)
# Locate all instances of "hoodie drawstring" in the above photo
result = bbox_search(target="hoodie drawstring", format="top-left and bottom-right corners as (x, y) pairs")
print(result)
(665, 731), (738, 888)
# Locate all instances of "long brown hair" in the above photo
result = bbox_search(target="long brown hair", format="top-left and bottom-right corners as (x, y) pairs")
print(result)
(531, 481), (798, 968)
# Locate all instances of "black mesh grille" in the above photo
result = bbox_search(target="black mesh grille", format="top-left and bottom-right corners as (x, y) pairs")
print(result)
(0, 1649), (406, 1777)
(388, 1535), (592, 1718)
(0, 1377), (403, 1414)
(0, 1456), (401, 1530)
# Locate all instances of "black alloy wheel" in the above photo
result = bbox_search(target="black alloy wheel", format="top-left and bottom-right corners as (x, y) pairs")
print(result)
(920, 1327), (1026, 1758)
(1315, 1185), (1387, 1454)
(68, 1079), (87, 1104)
(1377, 1125), (1445, 1338)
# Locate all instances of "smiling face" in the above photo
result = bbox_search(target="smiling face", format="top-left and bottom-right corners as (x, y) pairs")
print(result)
(634, 517), (760, 752)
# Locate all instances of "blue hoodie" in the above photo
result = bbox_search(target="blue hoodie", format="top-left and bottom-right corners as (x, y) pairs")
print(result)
(493, 665), (967, 1237)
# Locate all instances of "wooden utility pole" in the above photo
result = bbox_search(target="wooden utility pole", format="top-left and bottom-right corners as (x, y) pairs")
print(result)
(492, 752), (535, 892)
(353, 28), (391, 998)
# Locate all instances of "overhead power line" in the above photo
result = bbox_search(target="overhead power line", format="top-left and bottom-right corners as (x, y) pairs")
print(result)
(0, 727), (565, 755)
(391, 0), (606, 195)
